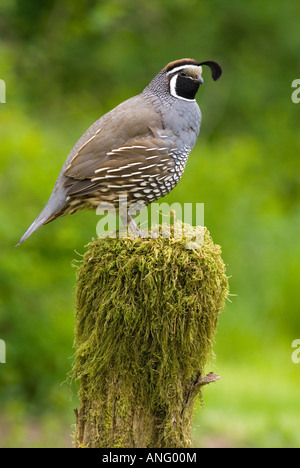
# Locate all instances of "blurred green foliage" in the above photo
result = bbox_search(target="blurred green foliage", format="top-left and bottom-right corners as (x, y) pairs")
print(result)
(0, 0), (300, 447)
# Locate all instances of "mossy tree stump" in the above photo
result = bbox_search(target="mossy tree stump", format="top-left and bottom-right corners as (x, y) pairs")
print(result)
(73, 223), (228, 448)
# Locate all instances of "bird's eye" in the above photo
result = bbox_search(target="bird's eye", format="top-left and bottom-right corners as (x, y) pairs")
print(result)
(180, 71), (187, 77)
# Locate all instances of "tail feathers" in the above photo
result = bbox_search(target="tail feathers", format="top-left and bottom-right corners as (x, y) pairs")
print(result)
(16, 193), (67, 246)
(17, 213), (51, 246)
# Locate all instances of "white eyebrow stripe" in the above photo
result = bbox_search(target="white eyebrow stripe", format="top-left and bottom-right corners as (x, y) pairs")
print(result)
(166, 64), (202, 75)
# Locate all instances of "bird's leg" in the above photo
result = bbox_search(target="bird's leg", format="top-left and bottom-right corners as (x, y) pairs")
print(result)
(128, 213), (144, 237)
(120, 212), (147, 238)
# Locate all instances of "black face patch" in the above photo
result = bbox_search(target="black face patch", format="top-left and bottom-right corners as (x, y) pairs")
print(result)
(175, 75), (199, 100)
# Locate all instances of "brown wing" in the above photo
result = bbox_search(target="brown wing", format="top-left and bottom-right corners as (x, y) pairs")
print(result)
(64, 137), (175, 197)
(62, 95), (175, 197)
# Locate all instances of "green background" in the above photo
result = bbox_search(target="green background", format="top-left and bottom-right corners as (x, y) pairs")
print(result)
(1, 0), (300, 447)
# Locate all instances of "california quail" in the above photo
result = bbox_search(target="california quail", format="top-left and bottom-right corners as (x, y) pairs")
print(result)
(18, 58), (222, 245)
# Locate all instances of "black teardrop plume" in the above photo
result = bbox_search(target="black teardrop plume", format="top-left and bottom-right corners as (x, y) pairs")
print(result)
(198, 61), (222, 81)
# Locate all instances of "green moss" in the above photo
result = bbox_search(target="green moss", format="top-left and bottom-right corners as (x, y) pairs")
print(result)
(73, 222), (229, 448)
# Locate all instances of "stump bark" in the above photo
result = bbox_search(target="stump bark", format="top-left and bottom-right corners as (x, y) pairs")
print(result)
(73, 223), (228, 448)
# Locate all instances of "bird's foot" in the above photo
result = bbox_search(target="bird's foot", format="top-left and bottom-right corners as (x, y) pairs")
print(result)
(120, 213), (149, 238)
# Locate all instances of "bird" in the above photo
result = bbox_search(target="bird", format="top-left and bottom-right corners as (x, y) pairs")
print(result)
(17, 58), (222, 245)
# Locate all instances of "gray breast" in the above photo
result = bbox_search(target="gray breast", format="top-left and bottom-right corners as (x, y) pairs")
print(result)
(160, 99), (202, 187)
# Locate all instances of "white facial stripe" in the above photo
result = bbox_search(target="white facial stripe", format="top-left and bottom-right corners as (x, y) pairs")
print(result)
(169, 75), (196, 102)
(166, 64), (202, 76)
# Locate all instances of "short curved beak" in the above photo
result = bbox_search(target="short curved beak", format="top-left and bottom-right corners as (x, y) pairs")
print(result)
(195, 76), (204, 85)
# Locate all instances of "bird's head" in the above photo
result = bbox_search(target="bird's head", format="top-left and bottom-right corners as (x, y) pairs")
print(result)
(164, 58), (222, 101)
